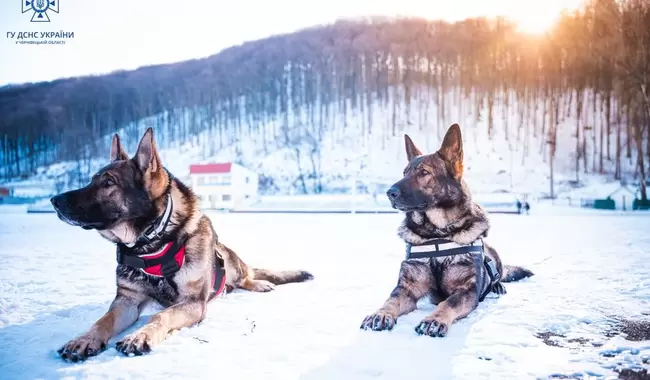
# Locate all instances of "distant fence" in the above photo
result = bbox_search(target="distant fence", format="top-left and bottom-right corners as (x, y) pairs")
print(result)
(26, 208), (57, 214)
(549, 195), (647, 211)
(1, 195), (49, 205)
(550, 196), (582, 207)
(552, 196), (606, 208)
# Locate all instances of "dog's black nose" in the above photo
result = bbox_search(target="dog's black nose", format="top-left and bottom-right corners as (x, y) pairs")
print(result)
(50, 195), (61, 210)
(386, 186), (401, 200)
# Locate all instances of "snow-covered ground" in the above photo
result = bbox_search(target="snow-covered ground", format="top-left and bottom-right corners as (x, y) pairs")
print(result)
(1, 208), (649, 380)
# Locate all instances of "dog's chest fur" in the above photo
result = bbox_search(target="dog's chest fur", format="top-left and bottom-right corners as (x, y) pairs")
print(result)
(413, 254), (478, 295)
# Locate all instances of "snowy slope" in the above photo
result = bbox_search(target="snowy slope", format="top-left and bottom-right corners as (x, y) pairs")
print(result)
(2, 87), (641, 199)
(1, 209), (648, 380)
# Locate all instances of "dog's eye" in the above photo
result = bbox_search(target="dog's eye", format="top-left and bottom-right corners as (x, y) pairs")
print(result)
(103, 178), (115, 187)
(418, 169), (429, 177)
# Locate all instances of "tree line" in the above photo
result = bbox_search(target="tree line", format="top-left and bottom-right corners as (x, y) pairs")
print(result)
(0, 0), (648, 199)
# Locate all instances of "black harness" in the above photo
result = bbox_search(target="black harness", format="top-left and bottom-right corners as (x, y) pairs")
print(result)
(405, 238), (503, 302)
(114, 171), (227, 300)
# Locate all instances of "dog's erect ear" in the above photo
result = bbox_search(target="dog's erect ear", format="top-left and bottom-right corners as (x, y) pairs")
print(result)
(404, 134), (423, 162)
(134, 128), (160, 173)
(110, 134), (129, 162)
(438, 124), (463, 179)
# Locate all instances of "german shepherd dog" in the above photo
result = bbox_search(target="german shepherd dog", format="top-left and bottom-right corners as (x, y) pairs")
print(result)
(50, 128), (313, 361)
(360, 124), (533, 337)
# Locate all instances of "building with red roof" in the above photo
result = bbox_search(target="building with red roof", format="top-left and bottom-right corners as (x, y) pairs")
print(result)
(188, 162), (258, 210)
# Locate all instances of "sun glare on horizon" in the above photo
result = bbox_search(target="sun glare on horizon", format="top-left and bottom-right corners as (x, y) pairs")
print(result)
(507, 2), (583, 34)
(393, 0), (584, 35)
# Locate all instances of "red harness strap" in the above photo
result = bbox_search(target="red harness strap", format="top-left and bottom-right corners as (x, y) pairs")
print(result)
(116, 241), (227, 300)
(208, 257), (227, 301)
(139, 242), (185, 277)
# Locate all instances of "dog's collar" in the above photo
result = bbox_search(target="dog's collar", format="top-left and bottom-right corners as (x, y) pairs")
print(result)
(130, 192), (173, 247)
(405, 238), (484, 260)
(125, 172), (174, 248)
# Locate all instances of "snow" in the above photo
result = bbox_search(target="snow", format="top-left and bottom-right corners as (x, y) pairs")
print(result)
(1, 208), (649, 379)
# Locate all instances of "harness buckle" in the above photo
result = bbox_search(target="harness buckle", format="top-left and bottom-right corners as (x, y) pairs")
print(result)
(153, 229), (165, 240)
(135, 229), (153, 246)
(484, 258), (500, 283)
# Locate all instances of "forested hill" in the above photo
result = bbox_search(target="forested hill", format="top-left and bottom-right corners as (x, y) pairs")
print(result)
(1, 0), (649, 198)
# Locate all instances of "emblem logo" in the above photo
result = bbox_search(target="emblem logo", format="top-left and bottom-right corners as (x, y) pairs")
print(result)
(22, 0), (59, 23)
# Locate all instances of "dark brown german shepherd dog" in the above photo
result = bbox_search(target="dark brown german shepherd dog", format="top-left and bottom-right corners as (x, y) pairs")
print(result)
(360, 124), (533, 337)
(50, 128), (313, 361)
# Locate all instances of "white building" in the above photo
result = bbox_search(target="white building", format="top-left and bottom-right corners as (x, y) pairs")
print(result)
(188, 162), (259, 210)
(578, 183), (639, 211)
(605, 185), (637, 211)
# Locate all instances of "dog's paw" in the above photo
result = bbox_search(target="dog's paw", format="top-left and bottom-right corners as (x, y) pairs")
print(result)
(115, 330), (157, 356)
(360, 311), (396, 331)
(415, 316), (449, 337)
(250, 280), (276, 292)
(492, 282), (507, 295)
(57, 334), (107, 362)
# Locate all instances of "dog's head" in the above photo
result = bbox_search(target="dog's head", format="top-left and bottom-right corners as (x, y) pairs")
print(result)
(50, 128), (169, 232)
(387, 124), (467, 212)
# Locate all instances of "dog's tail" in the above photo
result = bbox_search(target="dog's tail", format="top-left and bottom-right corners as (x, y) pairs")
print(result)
(252, 268), (314, 285)
(501, 265), (534, 282)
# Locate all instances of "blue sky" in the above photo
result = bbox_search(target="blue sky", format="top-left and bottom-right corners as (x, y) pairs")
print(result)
(0, 0), (582, 86)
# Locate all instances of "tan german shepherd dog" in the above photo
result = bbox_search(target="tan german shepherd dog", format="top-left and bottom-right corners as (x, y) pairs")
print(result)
(360, 124), (533, 337)
(50, 128), (313, 361)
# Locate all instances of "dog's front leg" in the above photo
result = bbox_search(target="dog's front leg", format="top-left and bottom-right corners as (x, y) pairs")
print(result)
(415, 284), (478, 338)
(115, 298), (206, 356)
(58, 286), (145, 361)
(360, 260), (432, 331)
(115, 280), (207, 356)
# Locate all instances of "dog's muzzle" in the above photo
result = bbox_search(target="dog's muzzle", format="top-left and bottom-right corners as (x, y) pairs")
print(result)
(50, 194), (113, 230)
